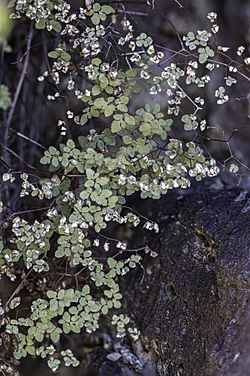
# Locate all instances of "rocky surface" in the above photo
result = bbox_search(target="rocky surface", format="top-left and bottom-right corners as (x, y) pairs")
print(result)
(122, 182), (250, 376)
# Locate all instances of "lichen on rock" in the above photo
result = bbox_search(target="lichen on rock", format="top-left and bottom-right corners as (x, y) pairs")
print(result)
(122, 183), (250, 376)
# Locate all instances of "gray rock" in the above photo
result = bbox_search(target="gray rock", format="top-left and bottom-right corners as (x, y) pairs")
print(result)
(123, 184), (250, 376)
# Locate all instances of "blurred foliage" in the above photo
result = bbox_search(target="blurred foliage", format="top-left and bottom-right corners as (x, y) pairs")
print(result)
(0, 1), (13, 43)
(0, 84), (11, 110)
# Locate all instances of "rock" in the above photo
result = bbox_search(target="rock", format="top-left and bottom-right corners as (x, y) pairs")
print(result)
(98, 361), (134, 376)
(123, 183), (250, 376)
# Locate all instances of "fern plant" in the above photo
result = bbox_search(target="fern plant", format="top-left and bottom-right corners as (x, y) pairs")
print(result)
(0, 0), (249, 373)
